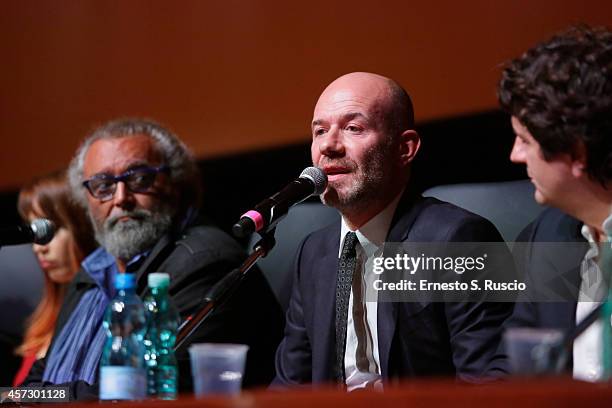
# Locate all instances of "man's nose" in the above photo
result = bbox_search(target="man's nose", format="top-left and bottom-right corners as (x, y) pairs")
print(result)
(318, 128), (345, 157)
(509, 137), (526, 163)
(112, 181), (135, 208)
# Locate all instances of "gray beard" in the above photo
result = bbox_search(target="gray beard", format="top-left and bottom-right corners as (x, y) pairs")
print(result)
(91, 207), (174, 262)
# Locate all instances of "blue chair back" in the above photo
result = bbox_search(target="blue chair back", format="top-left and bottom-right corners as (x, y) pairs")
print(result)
(424, 180), (544, 243)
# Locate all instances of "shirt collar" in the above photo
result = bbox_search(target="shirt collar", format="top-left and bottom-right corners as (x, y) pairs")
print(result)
(81, 247), (150, 296)
(603, 211), (612, 238)
(581, 210), (612, 244)
(340, 189), (404, 258)
(81, 247), (118, 296)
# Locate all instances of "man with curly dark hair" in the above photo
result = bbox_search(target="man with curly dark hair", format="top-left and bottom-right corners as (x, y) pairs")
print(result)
(499, 26), (612, 381)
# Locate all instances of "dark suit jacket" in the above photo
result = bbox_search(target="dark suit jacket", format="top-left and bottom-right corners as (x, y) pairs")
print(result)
(25, 219), (285, 399)
(274, 193), (513, 385)
(506, 208), (589, 371)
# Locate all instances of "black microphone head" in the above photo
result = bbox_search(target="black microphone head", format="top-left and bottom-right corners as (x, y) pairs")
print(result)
(30, 218), (56, 245)
(232, 216), (256, 239)
(299, 167), (328, 195)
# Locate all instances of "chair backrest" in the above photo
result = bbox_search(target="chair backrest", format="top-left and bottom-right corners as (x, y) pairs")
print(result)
(0, 244), (43, 338)
(249, 202), (340, 311)
(423, 179), (544, 243)
(0, 243), (43, 385)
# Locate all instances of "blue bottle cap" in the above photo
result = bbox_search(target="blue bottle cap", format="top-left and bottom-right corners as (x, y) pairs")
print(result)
(115, 273), (136, 290)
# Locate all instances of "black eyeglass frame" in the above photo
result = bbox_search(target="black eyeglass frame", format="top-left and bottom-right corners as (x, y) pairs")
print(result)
(82, 165), (170, 201)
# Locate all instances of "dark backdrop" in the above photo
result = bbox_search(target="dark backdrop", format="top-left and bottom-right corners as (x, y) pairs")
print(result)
(0, 110), (525, 233)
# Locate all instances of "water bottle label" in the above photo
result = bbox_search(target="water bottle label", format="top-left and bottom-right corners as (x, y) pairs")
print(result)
(100, 366), (147, 400)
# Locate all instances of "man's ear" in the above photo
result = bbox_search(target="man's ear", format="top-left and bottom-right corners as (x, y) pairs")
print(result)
(398, 129), (421, 166)
(570, 141), (588, 178)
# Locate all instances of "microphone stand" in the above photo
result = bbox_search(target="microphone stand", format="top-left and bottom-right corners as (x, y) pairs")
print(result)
(174, 229), (276, 351)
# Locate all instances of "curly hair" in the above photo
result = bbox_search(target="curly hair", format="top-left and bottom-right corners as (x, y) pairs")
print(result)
(498, 25), (612, 186)
(68, 118), (202, 215)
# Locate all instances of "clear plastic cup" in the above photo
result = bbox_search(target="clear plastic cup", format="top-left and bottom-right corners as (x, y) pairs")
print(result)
(188, 343), (249, 396)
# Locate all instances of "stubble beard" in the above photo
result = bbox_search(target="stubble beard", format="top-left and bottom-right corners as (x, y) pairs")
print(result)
(319, 142), (393, 215)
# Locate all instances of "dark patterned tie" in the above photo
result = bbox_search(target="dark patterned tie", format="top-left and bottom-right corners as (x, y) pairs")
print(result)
(335, 231), (358, 383)
(352, 259), (373, 372)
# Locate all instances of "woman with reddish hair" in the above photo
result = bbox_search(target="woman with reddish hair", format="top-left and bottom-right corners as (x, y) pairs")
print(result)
(12, 170), (96, 386)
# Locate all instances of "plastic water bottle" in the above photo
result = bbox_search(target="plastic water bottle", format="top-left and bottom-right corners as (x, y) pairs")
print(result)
(600, 239), (612, 380)
(99, 273), (147, 401)
(602, 299), (612, 380)
(143, 273), (180, 399)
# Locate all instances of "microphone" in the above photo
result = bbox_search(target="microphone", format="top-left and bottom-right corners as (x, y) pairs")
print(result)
(0, 218), (56, 246)
(232, 167), (327, 238)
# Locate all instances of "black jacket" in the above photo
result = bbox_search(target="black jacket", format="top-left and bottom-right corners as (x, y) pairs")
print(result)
(506, 207), (589, 371)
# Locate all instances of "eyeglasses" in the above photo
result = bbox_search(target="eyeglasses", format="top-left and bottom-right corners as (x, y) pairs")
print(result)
(82, 165), (170, 202)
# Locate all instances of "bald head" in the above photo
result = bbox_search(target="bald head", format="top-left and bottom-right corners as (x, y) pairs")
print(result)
(315, 72), (414, 135)
(311, 72), (420, 229)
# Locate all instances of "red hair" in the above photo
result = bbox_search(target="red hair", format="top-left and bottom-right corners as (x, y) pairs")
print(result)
(15, 169), (96, 357)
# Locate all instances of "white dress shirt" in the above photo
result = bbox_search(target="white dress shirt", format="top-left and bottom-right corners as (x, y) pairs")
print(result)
(339, 191), (403, 391)
(573, 211), (612, 381)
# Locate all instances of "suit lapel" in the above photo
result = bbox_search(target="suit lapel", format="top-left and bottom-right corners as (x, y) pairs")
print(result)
(554, 232), (587, 331)
(378, 190), (424, 377)
(313, 224), (341, 380)
(546, 216), (587, 330)
(134, 232), (175, 294)
(387, 188), (424, 242)
(133, 214), (199, 293)
(377, 300), (397, 377)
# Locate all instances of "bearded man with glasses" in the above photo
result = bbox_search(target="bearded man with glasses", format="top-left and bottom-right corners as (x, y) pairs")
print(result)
(22, 119), (284, 400)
